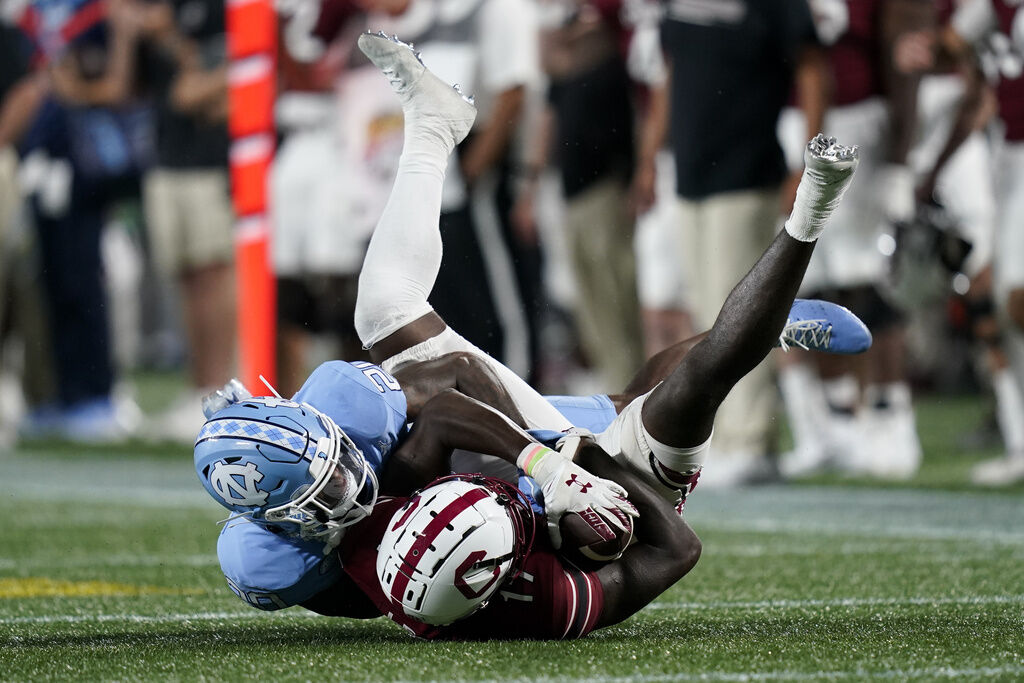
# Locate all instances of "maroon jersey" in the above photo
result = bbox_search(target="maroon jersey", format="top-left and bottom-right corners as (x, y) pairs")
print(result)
(829, 0), (883, 105)
(936, 0), (954, 25)
(992, 0), (1024, 141)
(339, 497), (605, 640)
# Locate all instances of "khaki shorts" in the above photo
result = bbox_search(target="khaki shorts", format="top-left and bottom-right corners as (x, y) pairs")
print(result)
(143, 168), (235, 275)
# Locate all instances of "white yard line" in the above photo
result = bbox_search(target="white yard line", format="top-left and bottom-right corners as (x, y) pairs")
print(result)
(696, 518), (1024, 545)
(424, 666), (1024, 683)
(4, 593), (1019, 626)
(646, 593), (1024, 611)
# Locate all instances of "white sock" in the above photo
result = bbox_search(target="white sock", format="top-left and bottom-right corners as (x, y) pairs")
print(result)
(353, 119), (449, 348)
(785, 137), (858, 242)
(640, 420), (707, 480)
(823, 374), (859, 412)
(779, 363), (826, 454)
(994, 368), (1024, 456)
(866, 382), (912, 412)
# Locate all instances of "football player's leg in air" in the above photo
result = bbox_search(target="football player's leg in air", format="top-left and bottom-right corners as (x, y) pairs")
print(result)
(335, 131), (862, 638)
(351, 31), (866, 511)
(194, 32), (860, 627)
(195, 33), (637, 618)
(348, 33), (869, 486)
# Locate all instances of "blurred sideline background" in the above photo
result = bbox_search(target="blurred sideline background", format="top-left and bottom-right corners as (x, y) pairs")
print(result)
(0, 0), (1023, 493)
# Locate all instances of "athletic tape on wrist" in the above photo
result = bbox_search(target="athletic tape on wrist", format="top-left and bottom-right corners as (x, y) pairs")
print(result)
(517, 444), (554, 478)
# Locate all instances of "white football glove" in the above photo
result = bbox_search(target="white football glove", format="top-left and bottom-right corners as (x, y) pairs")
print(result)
(517, 443), (638, 549)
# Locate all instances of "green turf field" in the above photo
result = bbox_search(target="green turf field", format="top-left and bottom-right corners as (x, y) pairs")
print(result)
(2, 394), (1023, 681)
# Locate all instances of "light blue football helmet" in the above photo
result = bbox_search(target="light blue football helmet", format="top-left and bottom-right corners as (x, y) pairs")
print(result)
(194, 387), (378, 545)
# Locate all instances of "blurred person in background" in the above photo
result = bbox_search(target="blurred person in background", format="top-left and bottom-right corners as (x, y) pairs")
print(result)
(626, 0), (695, 360)
(0, 20), (40, 445)
(777, 0), (932, 481)
(637, 0), (827, 486)
(137, 0), (236, 442)
(2, 0), (158, 441)
(309, 0), (542, 381)
(894, 0), (1015, 479)
(919, 0), (1024, 484)
(270, 0), (372, 397)
(513, 0), (644, 390)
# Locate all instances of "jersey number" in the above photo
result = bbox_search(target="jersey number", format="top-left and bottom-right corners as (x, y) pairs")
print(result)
(353, 361), (402, 393)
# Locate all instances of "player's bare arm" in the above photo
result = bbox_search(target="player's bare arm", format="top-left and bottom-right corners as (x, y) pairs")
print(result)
(881, 0), (935, 166)
(576, 444), (701, 628)
(381, 388), (534, 493)
(384, 387), (636, 549)
(391, 352), (528, 425)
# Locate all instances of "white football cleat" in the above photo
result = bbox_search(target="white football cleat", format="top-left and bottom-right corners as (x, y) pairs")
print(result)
(357, 31), (476, 155)
(785, 134), (859, 242)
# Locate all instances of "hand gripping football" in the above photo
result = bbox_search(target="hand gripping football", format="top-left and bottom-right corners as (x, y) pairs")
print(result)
(558, 504), (634, 569)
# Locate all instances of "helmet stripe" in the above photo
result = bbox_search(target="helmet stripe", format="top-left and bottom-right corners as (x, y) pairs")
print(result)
(195, 418), (310, 455)
(388, 487), (491, 613)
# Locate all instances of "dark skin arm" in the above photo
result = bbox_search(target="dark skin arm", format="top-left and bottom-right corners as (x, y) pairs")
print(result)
(392, 352), (527, 425)
(0, 73), (47, 149)
(781, 45), (830, 214)
(380, 388), (534, 496)
(300, 571), (381, 618)
(572, 444), (700, 628)
(460, 86), (525, 186)
(880, 0), (935, 165)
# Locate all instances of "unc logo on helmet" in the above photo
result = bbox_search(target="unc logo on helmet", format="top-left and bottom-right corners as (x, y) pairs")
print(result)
(194, 388), (380, 546)
(209, 461), (268, 507)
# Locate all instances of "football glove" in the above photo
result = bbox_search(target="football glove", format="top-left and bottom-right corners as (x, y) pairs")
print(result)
(517, 443), (638, 549)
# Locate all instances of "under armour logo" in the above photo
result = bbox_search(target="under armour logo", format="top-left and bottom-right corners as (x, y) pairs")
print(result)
(210, 461), (268, 507)
(565, 474), (592, 494)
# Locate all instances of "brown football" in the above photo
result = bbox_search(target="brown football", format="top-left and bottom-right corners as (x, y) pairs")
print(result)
(558, 506), (634, 569)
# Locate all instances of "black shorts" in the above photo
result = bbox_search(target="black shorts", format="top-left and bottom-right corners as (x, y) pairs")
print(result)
(806, 284), (905, 333)
(277, 274), (359, 336)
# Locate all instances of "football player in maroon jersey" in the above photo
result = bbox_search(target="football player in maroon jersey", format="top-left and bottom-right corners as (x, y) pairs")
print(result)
(282, 32), (861, 638)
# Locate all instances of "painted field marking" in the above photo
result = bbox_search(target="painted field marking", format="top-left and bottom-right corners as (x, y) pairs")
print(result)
(4, 593), (1020, 626)
(698, 518), (1024, 545)
(441, 665), (1024, 683)
(0, 578), (199, 599)
(647, 593), (1024, 611)
(0, 609), (318, 626)
(0, 554), (218, 570)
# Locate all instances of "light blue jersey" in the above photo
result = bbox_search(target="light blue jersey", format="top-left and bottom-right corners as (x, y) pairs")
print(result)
(218, 366), (618, 611)
(293, 361), (408, 475)
(219, 517), (343, 610)
(543, 394), (618, 434)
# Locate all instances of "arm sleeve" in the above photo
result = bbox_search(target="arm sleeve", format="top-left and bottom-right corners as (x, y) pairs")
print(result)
(951, 0), (998, 44)
(477, 0), (541, 93)
(218, 519), (342, 611)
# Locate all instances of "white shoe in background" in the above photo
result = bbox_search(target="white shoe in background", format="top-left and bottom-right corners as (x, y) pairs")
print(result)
(146, 389), (209, 444)
(860, 384), (922, 480)
(971, 452), (1024, 486)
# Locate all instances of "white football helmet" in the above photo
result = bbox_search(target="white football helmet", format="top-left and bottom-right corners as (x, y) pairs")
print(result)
(377, 475), (535, 626)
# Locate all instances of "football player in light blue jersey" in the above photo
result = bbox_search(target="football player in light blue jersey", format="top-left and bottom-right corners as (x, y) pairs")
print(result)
(196, 33), (869, 617)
